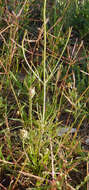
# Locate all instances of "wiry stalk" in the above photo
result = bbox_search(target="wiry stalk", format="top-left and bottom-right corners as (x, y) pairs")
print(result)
(43, 0), (47, 122)
(29, 95), (32, 128)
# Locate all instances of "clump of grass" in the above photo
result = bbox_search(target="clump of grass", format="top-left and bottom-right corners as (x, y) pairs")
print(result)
(0, 0), (89, 189)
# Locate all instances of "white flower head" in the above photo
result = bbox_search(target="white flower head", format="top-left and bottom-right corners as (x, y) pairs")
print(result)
(20, 129), (29, 139)
(29, 87), (35, 98)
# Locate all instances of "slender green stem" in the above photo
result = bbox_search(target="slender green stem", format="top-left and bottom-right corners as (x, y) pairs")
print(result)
(43, 0), (47, 122)
(29, 96), (32, 128)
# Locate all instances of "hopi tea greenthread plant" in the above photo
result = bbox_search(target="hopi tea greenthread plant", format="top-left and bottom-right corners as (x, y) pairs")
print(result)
(0, 0), (89, 189)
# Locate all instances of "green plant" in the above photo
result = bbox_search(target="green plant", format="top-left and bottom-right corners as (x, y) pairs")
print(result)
(0, 0), (89, 189)
(63, 0), (89, 38)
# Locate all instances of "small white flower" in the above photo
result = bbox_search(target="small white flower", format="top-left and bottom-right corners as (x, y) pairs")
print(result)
(20, 129), (28, 139)
(29, 87), (35, 98)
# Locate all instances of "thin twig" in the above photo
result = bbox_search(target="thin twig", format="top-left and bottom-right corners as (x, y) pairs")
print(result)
(19, 171), (44, 181)
(50, 138), (55, 179)
(12, 0), (28, 18)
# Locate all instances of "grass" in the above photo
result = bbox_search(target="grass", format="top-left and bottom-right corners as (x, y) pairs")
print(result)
(0, 0), (89, 189)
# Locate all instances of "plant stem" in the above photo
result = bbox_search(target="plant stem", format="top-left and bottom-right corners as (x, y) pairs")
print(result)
(29, 95), (32, 128)
(43, 0), (47, 122)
